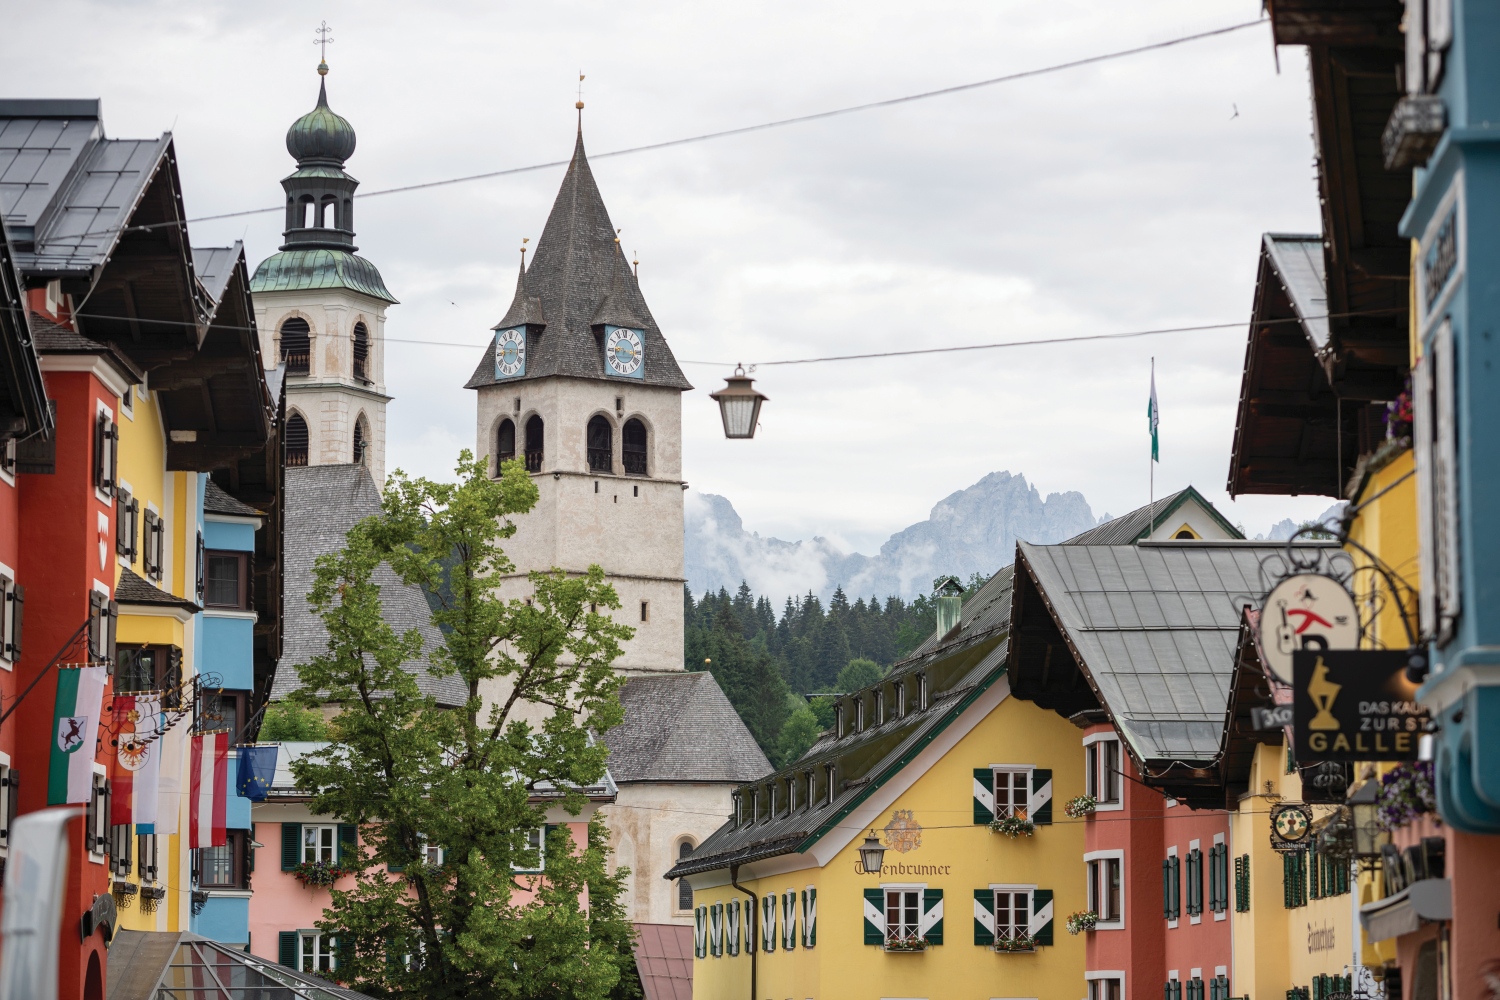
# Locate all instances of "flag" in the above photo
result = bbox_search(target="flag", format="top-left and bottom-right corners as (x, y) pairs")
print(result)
(47, 666), (107, 805)
(235, 744), (278, 802)
(1148, 367), (1160, 463)
(156, 711), (187, 831)
(111, 694), (162, 828)
(189, 732), (228, 848)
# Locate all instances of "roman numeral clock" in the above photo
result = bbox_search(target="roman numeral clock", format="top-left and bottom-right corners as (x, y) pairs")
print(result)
(604, 325), (645, 379)
(494, 327), (526, 379)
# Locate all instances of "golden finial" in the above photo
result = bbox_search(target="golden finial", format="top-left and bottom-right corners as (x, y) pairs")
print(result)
(576, 72), (585, 111)
(614, 228), (622, 244)
(632, 250), (639, 278)
(520, 237), (530, 268)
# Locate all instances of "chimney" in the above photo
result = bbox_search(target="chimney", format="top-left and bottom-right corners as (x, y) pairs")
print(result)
(933, 576), (964, 639)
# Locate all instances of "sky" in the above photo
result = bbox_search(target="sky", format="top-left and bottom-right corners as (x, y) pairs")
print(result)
(5, 0), (1342, 553)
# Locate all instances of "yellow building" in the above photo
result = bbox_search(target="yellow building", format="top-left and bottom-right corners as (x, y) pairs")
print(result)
(671, 570), (1087, 1000)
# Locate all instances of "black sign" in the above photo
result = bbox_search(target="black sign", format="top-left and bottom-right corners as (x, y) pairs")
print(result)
(1293, 650), (1430, 761)
(1250, 705), (1293, 731)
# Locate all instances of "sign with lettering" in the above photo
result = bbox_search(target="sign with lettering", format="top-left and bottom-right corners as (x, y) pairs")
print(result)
(1293, 650), (1431, 761)
(1417, 176), (1465, 333)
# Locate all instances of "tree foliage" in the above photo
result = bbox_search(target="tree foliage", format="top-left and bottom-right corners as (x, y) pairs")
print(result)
(286, 453), (636, 1000)
(257, 701), (329, 741)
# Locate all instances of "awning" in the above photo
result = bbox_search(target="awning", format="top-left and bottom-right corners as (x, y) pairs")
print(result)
(1359, 878), (1452, 942)
(107, 931), (376, 1000)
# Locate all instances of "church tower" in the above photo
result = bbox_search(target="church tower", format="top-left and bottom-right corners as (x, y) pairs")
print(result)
(251, 60), (396, 483)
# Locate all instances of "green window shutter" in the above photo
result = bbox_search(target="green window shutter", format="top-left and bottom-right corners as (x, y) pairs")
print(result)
(1162, 858), (1172, 919)
(972, 768), (994, 824)
(693, 906), (706, 959)
(281, 824), (301, 871)
(973, 889), (995, 946)
(1168, 855), (1180, 920)
(762, 893), (776, 952)
(713, 901), (724, 957)
(782, 891), (796, 951)
(1235, 853), (1250, 912)
(806, 887), (816, 947)
(1031, 888), (1054, 946)
(1029, 768), (1053, 825)
(743, 898), (755, 954)
(334, 933), (352, 972)
(337, 824), (358, 866)
(278, 931), (297, 968)
(1187, 848), (1202, 915)
(1283, 853), (1293, 908)
(920, 888), (943, 944)
(863, 888), (884, 945)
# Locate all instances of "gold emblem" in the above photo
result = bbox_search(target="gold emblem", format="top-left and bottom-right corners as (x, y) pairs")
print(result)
(883, 810), (922, 854)
(1306, 656), (1342, 731)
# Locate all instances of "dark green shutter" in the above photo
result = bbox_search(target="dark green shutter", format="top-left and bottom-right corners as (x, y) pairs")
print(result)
(1030, 768), (1052, 825)
(544, 823), (559, 865)
(973, 888), (995, 946)
(863, 888), (884, 945)
(334, 932), (352, 972)
(921, 888), (943, 944)
(1162, 858), (1172, 919)
(337, 824), (357, 865)
(281, 823), (301, 871)
(278, 931), (297, 967)
(1031, 888), (1053, 946)
(972, 768), (994, 824)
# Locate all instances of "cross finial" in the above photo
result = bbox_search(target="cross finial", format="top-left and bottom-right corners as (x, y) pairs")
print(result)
(314, 21), (334, 71)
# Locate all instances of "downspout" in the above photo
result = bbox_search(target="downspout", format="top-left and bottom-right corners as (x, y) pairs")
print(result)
(731, 863), (756, 1000)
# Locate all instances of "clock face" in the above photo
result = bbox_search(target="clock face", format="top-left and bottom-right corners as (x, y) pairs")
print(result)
(604, 326), (645, 379)
(494, 327), (526, 379)
(1273, 804), (1312, 843)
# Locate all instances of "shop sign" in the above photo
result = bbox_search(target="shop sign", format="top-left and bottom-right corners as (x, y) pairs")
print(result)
(1260, 574), (1359, 684)
(1417, 173), (1465, 333)
(1292, 650), (1431, 761)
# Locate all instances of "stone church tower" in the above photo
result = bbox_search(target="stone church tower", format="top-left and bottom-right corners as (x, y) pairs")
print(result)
(251, 61), (396, 483)
(466, 125), (770, 928)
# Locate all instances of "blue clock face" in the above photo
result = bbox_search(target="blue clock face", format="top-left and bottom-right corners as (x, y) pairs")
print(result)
(604, 326), (645, 379)
(494, 327), (526, 379)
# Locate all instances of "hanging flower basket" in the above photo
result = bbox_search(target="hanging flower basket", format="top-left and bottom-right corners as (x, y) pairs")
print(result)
(1065, 910), (1098, 935)
(993, 932), (1037, 952)
(1377, 761), (1437, 832)
(1065, 795), (1097, 819)
(989, 814), (1035, 839)
(292, 860), (354, 887)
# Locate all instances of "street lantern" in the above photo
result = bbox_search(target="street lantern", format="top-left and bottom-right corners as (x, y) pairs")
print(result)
(858, 832), (887, 875)
(709, 365), (768, 439)
(1348, 779), (1389, 859)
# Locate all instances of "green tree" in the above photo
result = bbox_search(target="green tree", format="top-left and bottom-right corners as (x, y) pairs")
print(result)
(257, 701), (329, 741)
(287, 452), (636, 1000)
(775, 705), (823, 768)
(836, 657), (884, 693)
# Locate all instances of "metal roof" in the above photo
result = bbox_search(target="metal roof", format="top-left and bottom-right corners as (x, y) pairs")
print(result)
(107, 930), (376, 1000)
(250, 248), (395, 303)
(0, 213), (50, 441)
(465, 130), (691, 392)
(603, 671), (771, 784)
(1262, 233), (1330, 351)
(1061, 486), (1242, 546)
(0, 102), (104, 230)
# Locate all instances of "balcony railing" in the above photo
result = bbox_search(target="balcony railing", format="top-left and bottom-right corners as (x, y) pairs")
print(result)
(285, 449), (309, 467)
(587, 448), (612, 473)
(284, 352), (309, 374)
(623, 451), (647, 476)
(524, 450), (543, 473)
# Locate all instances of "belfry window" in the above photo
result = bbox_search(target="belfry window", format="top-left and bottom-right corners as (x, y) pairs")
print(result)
(353, 416), (368, 466)
(622, 418), (647, 475)
(298, 196), (314, 229)
(587, 416), (613, 473)
(524, 415), (544, 473)
(352, 322), (369, 382)
(496, 418), (516, 468)
(319, 196), (337, 229)
(285, 413), (309, 467)
(280, 318), (310, 374)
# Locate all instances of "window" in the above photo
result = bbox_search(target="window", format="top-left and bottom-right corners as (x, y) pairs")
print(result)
(138, 833), (159, 882)
(0, 437), (14, 478)
(677, 840), (695, 910)
(1088, 976), (1123, 1000)
(918, 672), (928, 710)
(1163, 853), (1181, 921)
(115, 490), (138, 561)
(825, 763), (836, 805)
(0, 573), (24, 665)
(1208, 975), (1233, 1000)
(200, 831), (246, 889)
(300, 932), (337, 973)
(195, 532), (205, 605)
(835, 702), (845, 737)
(142, 509), (165, 581)
(116, 645), (184, 706)
(1234, 854), (1250, 912)
(587, 415), (613, 473)
(120, 384), (134, 418)
(854, 696), (864, 733)
(1086, 737), (1122, 805)
(352, 322), (369, 382)
(110, 824), (133, 877)
(352, 417), (367, 465)
(524, 415), (544, 472)
(496, 418), (516, 466)
(884, 888), (921, 948)
(303, 824), (337, 864)
(284, 413), (309, 467)
(805, 771), (815, 810)
(622, 418), (647, 475)
(1185, 977), (1205, 1000)
(1185, 847), (1204, 916)
(514, 827), (546, 873)
(199, 689), (247, 742)
(1089, 856), (1122, 923)
(87, 590), (116, 663)
(422, 838), (444, 867)
(640, 600), (649, 623)
(1307, 840), (1349, 899)
(204, 551), (248, 609)
(993, 888), (1031, 946)
(897, 679), (907, 717)
(993, 768), (1029, 820)
(94, 408), (118, 497)
(1166, 977), (1183, 1000)
(280, 318), (311, 374)
(0, 763), (17, 855)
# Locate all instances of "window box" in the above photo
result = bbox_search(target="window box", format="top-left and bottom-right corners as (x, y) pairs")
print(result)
(884, 933), (926, 953)
(291, 860), (354, 887)
(1065, 795), (1097, 819)
(992, 932), (1036, 953)
(1066, 910), (1098, 935)
(989, 815), (1035, 839)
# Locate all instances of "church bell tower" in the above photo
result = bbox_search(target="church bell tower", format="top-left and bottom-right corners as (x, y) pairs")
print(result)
(251, 59), (397, 482)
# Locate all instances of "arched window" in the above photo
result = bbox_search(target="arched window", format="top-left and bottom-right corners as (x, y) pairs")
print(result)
(1174, 529), (1195, 539)
(496, 418), (516, 468)
(285, 413), (309, 467)
(298, 196), (314, 229)
(318, 196), (336, 229)
(343, 199), (353, 230)
(587, 415), (613, 473)
(280, 318), (310, 374)
(677, 840), (695, 911)
(353, 415), (368, 465)
(524, 415), (544, 472)
(352, 322), (369, 382)
(622, 418), (647, 476)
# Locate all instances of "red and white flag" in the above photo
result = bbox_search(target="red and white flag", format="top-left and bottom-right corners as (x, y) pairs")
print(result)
(188, 731), (227, 848)
(110, 694), (162, 828)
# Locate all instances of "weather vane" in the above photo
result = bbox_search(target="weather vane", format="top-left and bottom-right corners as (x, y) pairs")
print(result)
(314, 21), (335, 64)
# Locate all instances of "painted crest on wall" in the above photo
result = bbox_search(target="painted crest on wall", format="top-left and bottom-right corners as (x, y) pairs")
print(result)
(883, 809), (922, 854)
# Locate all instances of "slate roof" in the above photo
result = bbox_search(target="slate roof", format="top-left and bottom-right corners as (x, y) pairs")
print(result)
(464, 130), (691, 392)
(270, 464), (467, 707)
(602, 672), (771, 784)
(1062, 486), (1242, 546)
(115, 566), (200, 613)
(203, 479), (263, 518)
(1014, 539), (1344, 764)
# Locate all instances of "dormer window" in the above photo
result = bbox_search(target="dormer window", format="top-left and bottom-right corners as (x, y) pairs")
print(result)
(918, 673), (929, 711)
(835, 702), (845, 738)
(855, 697), (865, 733)
(733, 793), (743, 828)
(825, 763), (837, 805)
(897, 680), (907, 718)
(766, 783), (777, 822)
(804, 771), (815, 810)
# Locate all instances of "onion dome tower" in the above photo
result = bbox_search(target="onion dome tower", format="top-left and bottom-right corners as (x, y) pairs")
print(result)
(251, 60), (396, 484)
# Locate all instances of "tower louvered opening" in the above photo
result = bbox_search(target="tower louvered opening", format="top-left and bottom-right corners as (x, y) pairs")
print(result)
(524, 415), (544, 472)
(496, 418), (516, 467)
(352, 321), (369, 382)
(280, 318), (310, 374)
(284, 413), (309, 467)
(587, 415), (613, 473)
(623, 418), (647, 475)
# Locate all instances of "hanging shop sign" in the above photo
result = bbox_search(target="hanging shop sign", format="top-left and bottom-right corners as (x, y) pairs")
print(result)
(1260, 574), (1359, 684)
(1270, 801), (1314, 852)
(1292, 650), (1431, 762)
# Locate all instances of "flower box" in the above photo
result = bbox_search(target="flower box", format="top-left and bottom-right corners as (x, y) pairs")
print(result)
(884, 935), (927, 953)
(1065, 795), (1097, 819)
(292, 860), (354, 887)
(1065, 910), (1098, 935)
(993, 933), (1036, 953)
(989, 814), (1035, 839)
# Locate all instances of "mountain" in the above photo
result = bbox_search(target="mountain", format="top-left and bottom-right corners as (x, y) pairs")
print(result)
(1258, 502), (1347, 541)
(685, 471), (1101, 603)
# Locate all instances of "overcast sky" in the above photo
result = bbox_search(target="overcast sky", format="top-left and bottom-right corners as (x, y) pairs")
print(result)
(6, 0), (1340, 551)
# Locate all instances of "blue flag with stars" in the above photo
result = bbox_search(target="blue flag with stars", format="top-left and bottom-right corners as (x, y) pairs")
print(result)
(236, 745), (278, 802)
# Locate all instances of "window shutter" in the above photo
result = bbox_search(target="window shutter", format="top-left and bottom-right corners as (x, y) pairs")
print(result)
(972, 767), (995, 824)
(727, 899), (739, 956)
(282, 823), (301, 870)
(742, 898), (755, 954)
(9, 584), (21, 658)
(781, 890), (796, 951)
(278, 931), (298, 968)
(920, 888), (943, 944)
(93, 412), (107, 492)
(1187, 848), (1202, 915)
(693, 906), (706, 959)
(337, 824), (358, 865)
(761, 893), (776, 952)
(1031, 888), (1054, 946)
(863, 888), (884, 945)
(709, 901), (721, 957)
(106, 600), (118, 664)
(803, 887), (816, 947)
(1029, 768), (1053, 825)
(973, 888), (995, 946)
(3, 769), (16, 845)
(1162, 858), (1173, 919)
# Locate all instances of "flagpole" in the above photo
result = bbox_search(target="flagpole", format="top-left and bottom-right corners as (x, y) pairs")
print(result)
(1149, 357), (1155, 537)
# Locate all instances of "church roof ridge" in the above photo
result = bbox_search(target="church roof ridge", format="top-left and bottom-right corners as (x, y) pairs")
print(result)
(465, 128), (691, 392)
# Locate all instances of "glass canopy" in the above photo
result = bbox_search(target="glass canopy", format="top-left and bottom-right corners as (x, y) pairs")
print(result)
(152, 936), (374, 1000)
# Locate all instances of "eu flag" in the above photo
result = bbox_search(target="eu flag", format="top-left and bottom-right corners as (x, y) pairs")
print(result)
(236, 745), (278, 802)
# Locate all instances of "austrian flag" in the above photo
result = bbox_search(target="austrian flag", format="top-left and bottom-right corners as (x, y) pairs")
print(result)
(189, 732), (228, 848)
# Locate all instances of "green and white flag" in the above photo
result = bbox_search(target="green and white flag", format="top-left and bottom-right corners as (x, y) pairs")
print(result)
(48, 666), (107, 805)
(1148, 367), (1160, 463)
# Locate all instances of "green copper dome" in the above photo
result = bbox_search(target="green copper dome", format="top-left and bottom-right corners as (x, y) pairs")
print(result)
(250, 249), (396, 303)
(286, 75), (356, 164)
